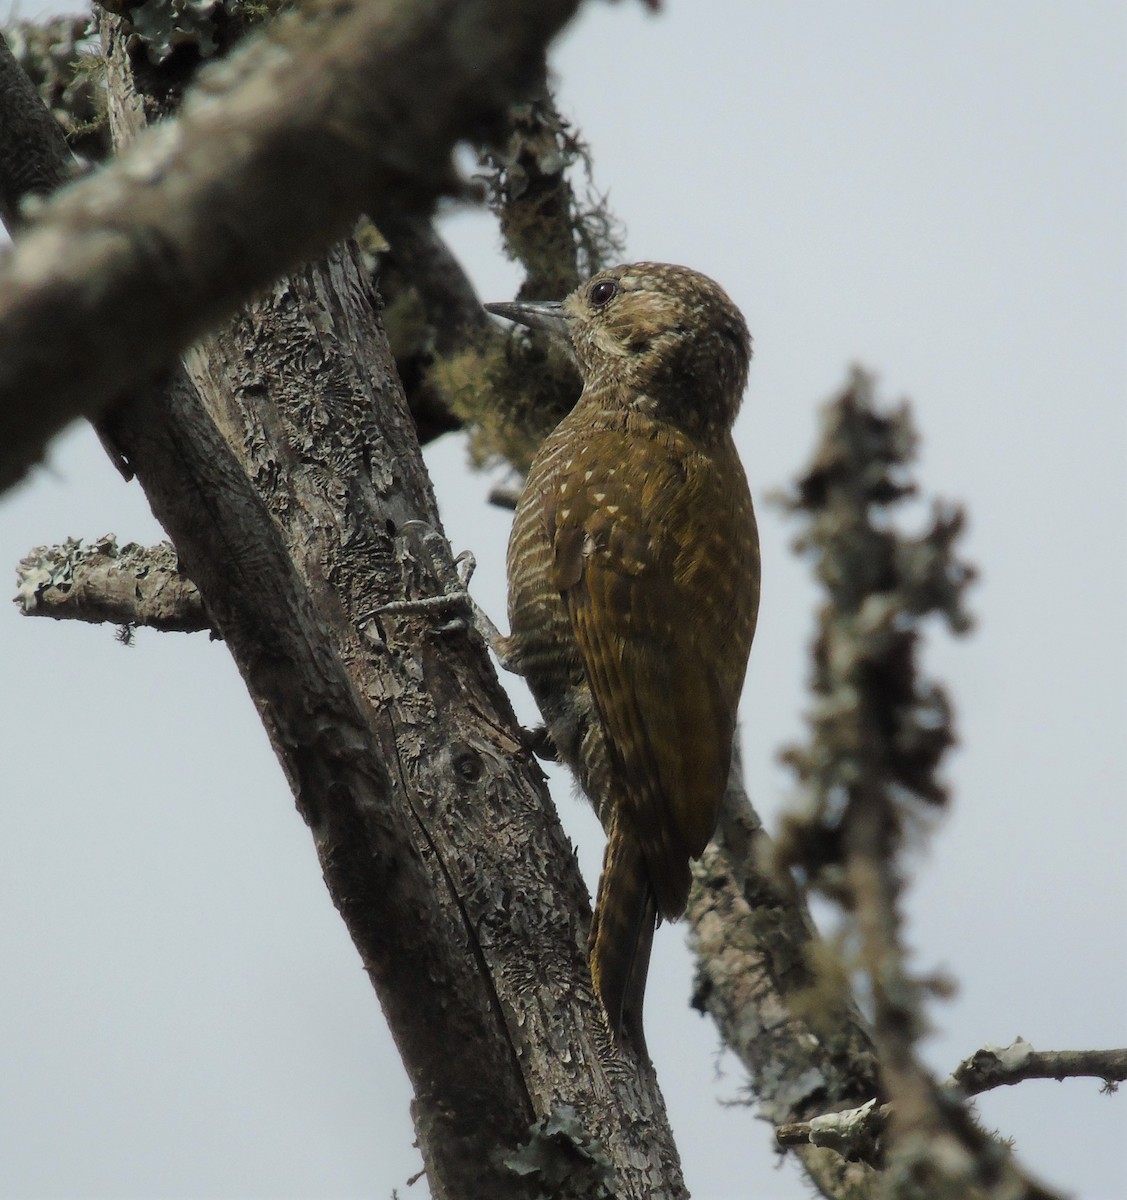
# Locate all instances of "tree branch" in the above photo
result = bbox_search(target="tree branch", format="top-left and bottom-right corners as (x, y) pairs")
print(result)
(432, 87), (619, 473)
(3, 6), (689, 1196)
(951, 1040), (1127, 1099)
(686, 757), (880, 1197)
(0, 26), (134, 477)
(775, 370), (1063, 1200)
(0, 0), (584, 492)
(15, 535), (209, 632)
(775, 1041), (1127, 1165)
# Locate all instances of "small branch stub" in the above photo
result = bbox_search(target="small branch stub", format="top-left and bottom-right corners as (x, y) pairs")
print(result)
(776, 1097), (888, 1166)
(15, 534), (209, 633)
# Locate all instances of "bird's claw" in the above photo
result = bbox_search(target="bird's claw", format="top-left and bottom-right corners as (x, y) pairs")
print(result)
(361, 524), (504, 650)
(453, 550), (477, 588)
(524, 725), (559, 762)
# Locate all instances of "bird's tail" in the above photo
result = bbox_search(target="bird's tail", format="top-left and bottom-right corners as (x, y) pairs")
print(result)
(589, 810), (658, 1055)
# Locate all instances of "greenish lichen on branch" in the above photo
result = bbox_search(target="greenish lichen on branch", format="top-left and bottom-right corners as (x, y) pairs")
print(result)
(94, 0), (285, 69)
(15, 534), (208, 632)
(479, 92), (625, 299)
(371, 93), (623, 467)
(417, 93), (623, 472)
(430, 326), (580, 473)
(3, 15), (109, 162)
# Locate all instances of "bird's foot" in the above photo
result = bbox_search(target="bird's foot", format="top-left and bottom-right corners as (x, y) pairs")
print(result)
(362, 521), (506, 648)
(523, 724), (559, 762)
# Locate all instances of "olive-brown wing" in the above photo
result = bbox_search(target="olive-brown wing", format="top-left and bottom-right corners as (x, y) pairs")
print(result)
(550, 430), (759, 919)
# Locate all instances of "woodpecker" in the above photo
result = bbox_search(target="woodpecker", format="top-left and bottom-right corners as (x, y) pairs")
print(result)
(485, 262), (759, 1049)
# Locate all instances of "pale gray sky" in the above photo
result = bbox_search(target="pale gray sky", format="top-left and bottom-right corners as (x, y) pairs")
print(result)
(2, 3), (1125, 1198)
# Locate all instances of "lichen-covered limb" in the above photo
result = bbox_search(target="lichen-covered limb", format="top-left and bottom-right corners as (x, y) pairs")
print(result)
(775, 370), (1064, 1200)
(482, 86), (622, 300)
(15, 536), (209, 632)
(339, 87), (623, 459)
(434, 89), (625, 472)
(687, 757), (880, 1198)
(951, 1039), (1127, 1098)
(1, 17), (109, 165)
(0, 0), (584, 493)
(776, 1098), (889, 1166)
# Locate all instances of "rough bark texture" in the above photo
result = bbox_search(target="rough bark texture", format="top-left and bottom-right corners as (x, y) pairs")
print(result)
(117, 365), (552, 1200)
(0, 0), (583, 493)
(688, 766), (879, 1198)
(0, 29), (73, 223)
(86, 11), (688, 1198)
(15, 536), (209, 632)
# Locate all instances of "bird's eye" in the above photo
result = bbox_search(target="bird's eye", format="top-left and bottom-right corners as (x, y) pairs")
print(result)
(588, 279), (619, 308)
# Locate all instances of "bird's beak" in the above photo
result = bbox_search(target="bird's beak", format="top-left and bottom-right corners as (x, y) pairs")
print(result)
(483, 299), (569, 341)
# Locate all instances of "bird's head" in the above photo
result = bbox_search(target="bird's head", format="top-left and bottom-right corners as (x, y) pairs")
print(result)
(486, 262), (751, 439)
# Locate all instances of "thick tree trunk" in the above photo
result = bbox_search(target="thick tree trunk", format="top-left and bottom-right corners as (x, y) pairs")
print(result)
(86, 9), (687, 1198)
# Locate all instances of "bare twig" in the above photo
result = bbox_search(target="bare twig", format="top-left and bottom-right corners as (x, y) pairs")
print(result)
(951, 1039), (1127, 1098)
(775, 1041), (1127, 1165)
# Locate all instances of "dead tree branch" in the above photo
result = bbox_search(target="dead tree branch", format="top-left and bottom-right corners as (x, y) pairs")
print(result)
(0, 0), (584, 492)
(951, 1040), (1127, 1099)
(15, 536), (208, 632)
(775, 1040), (1127, 1164)
(686, 757), (880, 1197)
(774, 369), (1063, 1200)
